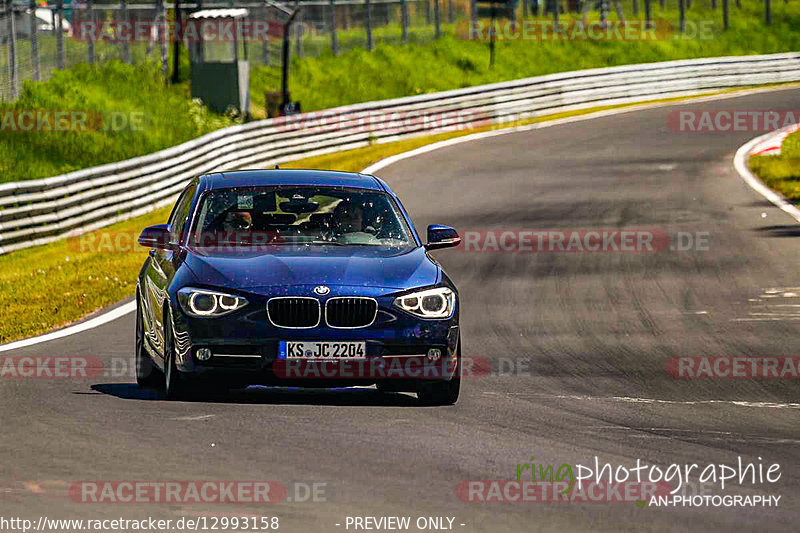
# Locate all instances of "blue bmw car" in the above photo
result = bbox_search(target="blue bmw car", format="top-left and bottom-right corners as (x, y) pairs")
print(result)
(135, 170), (462, 404)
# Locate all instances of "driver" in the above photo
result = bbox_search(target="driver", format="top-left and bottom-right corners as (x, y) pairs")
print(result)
(332, 201), (378, 244)
(222, 211), (252, 232)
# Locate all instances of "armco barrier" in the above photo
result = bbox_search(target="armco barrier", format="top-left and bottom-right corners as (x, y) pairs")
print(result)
(1, 53), (799, 255)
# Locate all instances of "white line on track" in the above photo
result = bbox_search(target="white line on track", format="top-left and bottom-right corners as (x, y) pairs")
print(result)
(363, 84), (800, 175)
(733, 125), (800, 223)
(490, 391), (800, 409)
(586, 426), (800, 443)
(550, 394), (800, 409)
(169, 414), (216, 421)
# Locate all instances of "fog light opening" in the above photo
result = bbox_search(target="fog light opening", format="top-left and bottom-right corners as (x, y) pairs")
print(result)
(427, 348), (442, 362)
(196, 348), (213, 361)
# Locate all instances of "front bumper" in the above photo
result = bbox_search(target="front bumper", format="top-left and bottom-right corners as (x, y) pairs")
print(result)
(173, 336), (459, 389)
(168, 285), (460, 388)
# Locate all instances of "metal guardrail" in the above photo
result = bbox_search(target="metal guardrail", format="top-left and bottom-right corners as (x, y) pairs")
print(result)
(1, 51), (799, 255)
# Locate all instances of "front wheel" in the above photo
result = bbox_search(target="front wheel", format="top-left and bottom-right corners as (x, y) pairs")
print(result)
(163, 307), (189, 399)
(417, 342), (461, 406)
(135, 297), (161, 388)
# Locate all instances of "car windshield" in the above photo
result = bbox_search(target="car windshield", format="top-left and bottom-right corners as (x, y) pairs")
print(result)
(189, 186), (416, 249)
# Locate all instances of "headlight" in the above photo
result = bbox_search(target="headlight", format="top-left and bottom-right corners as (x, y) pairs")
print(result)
(393, 287), (456, 319)
(178, 288), (248, 318)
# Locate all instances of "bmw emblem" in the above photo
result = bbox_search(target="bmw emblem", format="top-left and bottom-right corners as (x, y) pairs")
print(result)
(314, 285), (330, 296)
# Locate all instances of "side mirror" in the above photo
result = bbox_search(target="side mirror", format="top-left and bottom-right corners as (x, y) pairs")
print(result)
(138, 224), (172, 250)
(425, 224), (461, 251)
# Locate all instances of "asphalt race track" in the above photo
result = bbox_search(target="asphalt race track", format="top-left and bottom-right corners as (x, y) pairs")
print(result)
(2, 88), (800, 532)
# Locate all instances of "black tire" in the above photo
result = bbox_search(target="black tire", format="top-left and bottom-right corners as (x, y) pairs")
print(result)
(417, 341), (461, 406)
(163, 307), (188, 400)
(135, 296), (161, 388)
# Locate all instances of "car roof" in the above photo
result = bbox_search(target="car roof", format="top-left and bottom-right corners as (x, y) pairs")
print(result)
(200, 169), (385, 191)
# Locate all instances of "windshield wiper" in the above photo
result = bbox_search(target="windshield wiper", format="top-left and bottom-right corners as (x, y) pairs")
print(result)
(310, 240), (386, 247)
(193, 240), (284, 247)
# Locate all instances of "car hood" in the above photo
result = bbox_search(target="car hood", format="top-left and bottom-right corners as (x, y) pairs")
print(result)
(182, 245), (440, 291)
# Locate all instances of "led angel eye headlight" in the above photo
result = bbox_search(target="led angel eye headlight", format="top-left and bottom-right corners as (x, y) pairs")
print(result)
(421, 294), (447, 314)
(179, 288), (248, 318)
(393, 287), (455, 319)
(400, 296), (420, 310)
(218, 294), (239, 310)
(189, 292), (217, 315)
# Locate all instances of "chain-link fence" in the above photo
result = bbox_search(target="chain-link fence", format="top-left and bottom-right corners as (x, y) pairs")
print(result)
(0, 0), (792, 102)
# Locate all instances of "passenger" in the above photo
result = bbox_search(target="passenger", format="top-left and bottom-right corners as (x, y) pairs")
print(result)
(332, 201), (378, 244)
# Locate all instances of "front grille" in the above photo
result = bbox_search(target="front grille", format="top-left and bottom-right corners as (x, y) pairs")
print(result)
(326, 297), (378, 328)
(267, 298), (320, 328)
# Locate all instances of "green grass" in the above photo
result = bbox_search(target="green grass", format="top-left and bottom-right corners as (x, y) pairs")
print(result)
(0, 60), (234, 183)
(1, 2), (797, 180)
(0, 206), (167, 344)
(0, 90), (776, 344)
(749, 130), (800, 201)
(251, 1), (800, 112)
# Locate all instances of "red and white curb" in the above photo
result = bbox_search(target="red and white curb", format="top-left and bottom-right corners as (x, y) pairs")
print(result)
(733, 123), (800, 225)
(750, 123), (800, 156)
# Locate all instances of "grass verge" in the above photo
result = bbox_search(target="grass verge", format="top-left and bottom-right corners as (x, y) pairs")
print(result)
(0, 86), (788, 344)
(0, 61), (234, 183)
(749, 130), (800, 201)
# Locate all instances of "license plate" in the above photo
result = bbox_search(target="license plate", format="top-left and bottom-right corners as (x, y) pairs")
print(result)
(279, 341), (366, 359)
